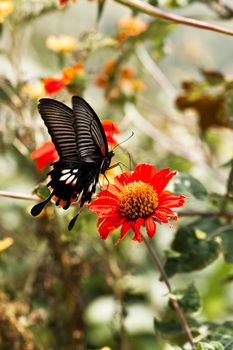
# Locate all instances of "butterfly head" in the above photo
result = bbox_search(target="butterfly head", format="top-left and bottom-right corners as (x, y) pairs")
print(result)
(101, 150), (115, 174)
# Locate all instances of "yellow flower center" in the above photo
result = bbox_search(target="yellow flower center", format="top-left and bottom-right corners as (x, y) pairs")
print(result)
(119, 181), (158, 220)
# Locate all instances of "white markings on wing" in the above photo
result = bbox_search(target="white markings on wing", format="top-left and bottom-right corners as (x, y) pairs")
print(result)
(60, 173), (71, 181)
(72, 179), (77, 186)
(87, 179), (96, 193)
(61, 169), (71, 174)
(60, 169), (79, 184)
(65, 174), (76, 184)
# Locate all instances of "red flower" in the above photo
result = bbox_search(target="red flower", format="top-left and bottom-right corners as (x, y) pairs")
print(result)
(43, 78), (65, 94)
(31, 141), (59, 170)
(89, 163), (186, 243)
(59, 0), (76, 5)
(102, 120), (120, 147)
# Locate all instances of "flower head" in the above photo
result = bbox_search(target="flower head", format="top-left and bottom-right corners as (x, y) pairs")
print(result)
(62, 63), (84, 84)
(23, 81), (45, 100)
(0, 0), (14, 23)
(117, 16), (147, 42)
(102, 120), (120, 147)
(31, 141), (59, 170)
(43, 77), (66, 94)
(89, 163), (186, 243)
(46, 35), (78, 53)
(59, 0), (76, 5)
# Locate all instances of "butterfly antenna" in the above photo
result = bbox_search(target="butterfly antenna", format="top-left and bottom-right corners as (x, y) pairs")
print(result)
(68, 212), (80, 231)
(112, 131), (134, 150)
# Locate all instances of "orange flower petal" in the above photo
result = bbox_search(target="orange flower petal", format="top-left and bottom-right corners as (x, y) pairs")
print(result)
(132, 218), (144, 242)
(31, 141), (58, 170)
(98, 216), (125, 239)
(89, 197), (119, 216)
(159, 192), (187, 208)
(131, 163), (157, 184)
(114, 171), (132, 187)
(102, 120), (120, 134)
(120, 221), (133, 240)
(43, 78), (66, 94)
(152, 169), (176, 194)
(145, 217), (156, 238)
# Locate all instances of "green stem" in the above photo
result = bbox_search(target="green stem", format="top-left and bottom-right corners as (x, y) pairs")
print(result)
(142, 234), (194, 348)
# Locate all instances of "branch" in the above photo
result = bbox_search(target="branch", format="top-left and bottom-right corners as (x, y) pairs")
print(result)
(180, 210), (233, 220)
(143, 235), (194, 347)
(0, 190), (39, 201)
(114, 0), (233, 37)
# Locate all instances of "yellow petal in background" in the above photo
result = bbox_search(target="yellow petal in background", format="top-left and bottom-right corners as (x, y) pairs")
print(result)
(0, 0), (14, 23)
(0, 237), (14, 252)
(45, 35), (78, 53)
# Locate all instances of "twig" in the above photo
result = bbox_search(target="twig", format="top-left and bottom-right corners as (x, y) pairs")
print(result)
(0, 190), (39, 201)
(142, 234), (194, 347)
(136, 45), (177, 99)
(124, 103), (206, 165)
(180, 210), (233, 220)
(205, 0), (233, 19)
(114, 0), (233, 37)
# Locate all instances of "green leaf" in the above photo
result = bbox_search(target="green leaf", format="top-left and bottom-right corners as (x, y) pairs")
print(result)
(173, 172), (208, 199)
(164, 218), (221, 277)
(145, 20), (175, 60)
(154, 317), (200, 346)
(170, 284), (201, 313)
(217, 225), (233, 263)
(34, 185), (50, 200)
(97, 0), (106, 23)
(226, 159), (233, 197)
(201, 69), (225, 86)
(154, 318), (184, 344)
(195, 341), (224, 350)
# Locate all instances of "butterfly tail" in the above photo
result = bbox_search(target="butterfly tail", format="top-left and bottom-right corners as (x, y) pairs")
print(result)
(68, 212), (80, 231)
(31, 192), (54, 216)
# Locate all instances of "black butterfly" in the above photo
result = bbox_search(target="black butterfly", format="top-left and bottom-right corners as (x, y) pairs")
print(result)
(31, 96), (115, 230)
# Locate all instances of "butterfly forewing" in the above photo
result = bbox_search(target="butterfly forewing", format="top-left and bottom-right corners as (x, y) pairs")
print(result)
(38, 99), (78, 160)
(72, 96), (108, 161)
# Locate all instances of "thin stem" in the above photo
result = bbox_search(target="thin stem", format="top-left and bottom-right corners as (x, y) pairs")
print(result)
(142, 234), (194, 347)
(114, 0), (233, 36)
(180, 210), (233, 220)
(0, 190), (39, 201)
(136, 45), (177, 99)
(124, 103), (206, 165)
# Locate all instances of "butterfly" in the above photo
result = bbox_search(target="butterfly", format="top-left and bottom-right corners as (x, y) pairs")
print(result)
(31, 96), (115, 230)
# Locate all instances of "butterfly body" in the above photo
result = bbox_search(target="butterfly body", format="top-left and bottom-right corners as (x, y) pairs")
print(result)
(31, 96), (115, 229)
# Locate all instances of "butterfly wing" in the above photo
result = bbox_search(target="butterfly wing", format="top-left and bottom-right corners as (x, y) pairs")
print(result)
(72, 96), (108, 161)
(31, 97), (109, 229)
(38, 98), (78, 161)
(47, 160), (100, 208)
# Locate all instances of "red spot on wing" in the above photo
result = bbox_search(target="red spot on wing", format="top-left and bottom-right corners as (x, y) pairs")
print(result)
(101, 145), (107, 156)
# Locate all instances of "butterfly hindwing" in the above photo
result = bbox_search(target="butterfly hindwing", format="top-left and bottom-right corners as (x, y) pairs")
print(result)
(47, 160), (101, 209)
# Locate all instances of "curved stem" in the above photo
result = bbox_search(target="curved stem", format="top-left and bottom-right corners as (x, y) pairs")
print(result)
(142, 234), (194, 348)
(114, 0), (233, 37)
